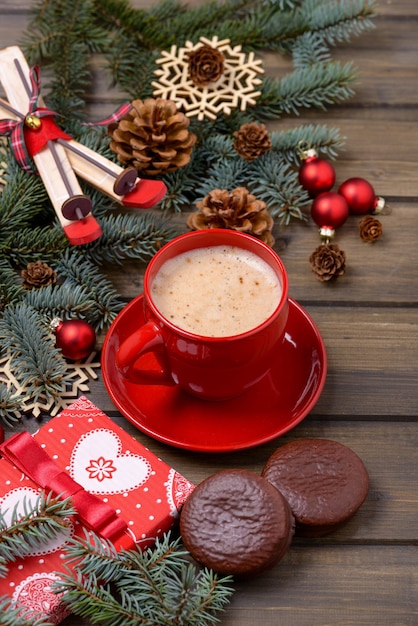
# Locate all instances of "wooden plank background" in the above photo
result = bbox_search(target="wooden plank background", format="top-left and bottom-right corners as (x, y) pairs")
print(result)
(1, 1), (417, 625)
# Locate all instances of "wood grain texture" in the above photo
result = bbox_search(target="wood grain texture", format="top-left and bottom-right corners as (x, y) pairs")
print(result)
(1, 2), (417, 625)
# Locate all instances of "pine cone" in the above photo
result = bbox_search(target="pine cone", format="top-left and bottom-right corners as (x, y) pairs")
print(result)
(187, 44), (225, 87)
(187, 187), (275, 246)
(233, 123), (272, 161)
(309, 243), (346, 282)
(108, 98), (197, 176)
(358, 215), (383, 242)
(21, 260), (57, 289)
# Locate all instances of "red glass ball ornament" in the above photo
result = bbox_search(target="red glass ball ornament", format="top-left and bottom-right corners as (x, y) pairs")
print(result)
(311, 192), (349, 230)
(338, 177), (377, 215)
(299, 151), (336, 196)
(54, 319), (96, 361)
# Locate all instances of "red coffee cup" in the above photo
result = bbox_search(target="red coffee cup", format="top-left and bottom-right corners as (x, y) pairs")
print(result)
(116, 229), (289, 401)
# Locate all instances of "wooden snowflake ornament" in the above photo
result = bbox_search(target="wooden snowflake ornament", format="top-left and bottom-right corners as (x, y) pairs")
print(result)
(0, 352), (101, 419)
(152, 36), (264, 121)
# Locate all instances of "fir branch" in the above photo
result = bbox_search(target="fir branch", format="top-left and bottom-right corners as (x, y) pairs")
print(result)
(257, 0), (377, 55)
(22, 0), (110, 121)
(58, 570), (140, 626)
(103, 44), (157, 99)
(301, 0), (377, 49)
(3, 225), (68, 267)
(154, 0), (255, 48)
(0, 491), (75, 569)
(249, 154), (311, 224)
(51, 249), (125, 330)
(168, 565), (232, 626)
(283, 0), (376, 67)
(97, 0), (251, 51)
(0, 259), (25, 309)
(22, 282), (98, 328)
(0, 386), (22, 428)
(0, 154), (51, 237)
(126, 0), (377, 53)
(160, 156), (211, 213)
(195, 159), (252, 199)
(0, 596), (54, 626)
(53, 532), (234, 626)
(0, 303), (68, 400)
(256, 61), (357, 119)
(62, 530), (128, 580)
(214, 4), (300, 51)
(82, 213), (178, 265)
(92, 0), (161, 97)
(291, 31), (333, 68)
(0, 493), (74, 626)
(269, 123), (345, 165)
(196, 134), (237, 165)
(263, 0), (298, 9)
(94, 0), (170, 43)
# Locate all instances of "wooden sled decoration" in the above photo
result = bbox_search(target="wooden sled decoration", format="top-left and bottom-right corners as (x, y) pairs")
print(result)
(0, 46), (167, 245)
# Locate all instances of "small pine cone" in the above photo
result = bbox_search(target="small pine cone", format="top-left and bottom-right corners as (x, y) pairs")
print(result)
(21, 260), (57, 289)
(108, 98), (197, 176)
(187, 186), (275, 246)
(233, 123), (272, 162)
(359, 215), (383, 242)
(187, 44), (225, 87)
(309, 243), (346, 282)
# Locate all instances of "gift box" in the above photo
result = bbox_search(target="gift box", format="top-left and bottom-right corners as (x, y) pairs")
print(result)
(0, 396), (194, 624)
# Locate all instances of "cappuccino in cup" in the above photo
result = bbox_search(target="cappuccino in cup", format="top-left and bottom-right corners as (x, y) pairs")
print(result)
(116, 229), (289, 400)
(150, 245), (282, 337)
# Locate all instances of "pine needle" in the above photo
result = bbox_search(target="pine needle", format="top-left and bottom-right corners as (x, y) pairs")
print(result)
(0, 492), (75, 569)
(52, 531), (234, 626)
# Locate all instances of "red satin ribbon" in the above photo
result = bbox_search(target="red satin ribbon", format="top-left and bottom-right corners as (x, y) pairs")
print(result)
(0, 432), (135, 550)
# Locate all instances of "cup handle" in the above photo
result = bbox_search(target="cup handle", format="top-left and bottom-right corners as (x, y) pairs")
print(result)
(116, 321), (173, 385)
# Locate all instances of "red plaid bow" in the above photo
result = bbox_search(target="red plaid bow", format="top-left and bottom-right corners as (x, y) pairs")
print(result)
(0, 65), (57, 173)
(0, 63), (132, 174)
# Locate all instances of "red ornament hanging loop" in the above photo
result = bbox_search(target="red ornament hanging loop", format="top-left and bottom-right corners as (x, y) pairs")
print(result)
(298, 146), (336, 197)
(51, 318), (96, 361)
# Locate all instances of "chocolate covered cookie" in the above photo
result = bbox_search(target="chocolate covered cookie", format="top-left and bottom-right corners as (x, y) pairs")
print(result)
(262, 438), (369, 537)
(180, 469), (294, 577)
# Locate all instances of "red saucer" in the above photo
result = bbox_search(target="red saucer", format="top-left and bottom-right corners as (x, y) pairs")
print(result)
(102, 296), (327, 452)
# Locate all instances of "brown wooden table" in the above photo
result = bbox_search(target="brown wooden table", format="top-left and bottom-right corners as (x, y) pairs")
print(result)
(1, 1), (417, 624)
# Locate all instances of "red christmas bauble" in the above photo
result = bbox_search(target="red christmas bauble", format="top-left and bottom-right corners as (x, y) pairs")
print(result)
(54, 319), (96, 361)
(299, 152), (336, 196)
(311, 192), (349, 230)
(338, 177), (377, 215)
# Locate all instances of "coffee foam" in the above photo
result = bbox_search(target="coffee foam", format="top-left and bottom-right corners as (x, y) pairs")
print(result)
(150, 245), (282, 337)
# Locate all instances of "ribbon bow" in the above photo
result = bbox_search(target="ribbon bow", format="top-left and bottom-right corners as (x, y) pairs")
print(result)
(0, 431), (135, 551)
(0, 63), (132, 174)
(0, 65), (59, 173)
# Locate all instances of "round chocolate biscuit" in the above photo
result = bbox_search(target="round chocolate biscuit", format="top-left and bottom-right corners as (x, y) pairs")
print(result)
(180, 469), (294, 577)
(262, 438), (369, 537)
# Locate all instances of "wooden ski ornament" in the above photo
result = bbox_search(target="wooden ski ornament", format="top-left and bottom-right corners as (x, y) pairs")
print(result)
(0, 46), (167, 245)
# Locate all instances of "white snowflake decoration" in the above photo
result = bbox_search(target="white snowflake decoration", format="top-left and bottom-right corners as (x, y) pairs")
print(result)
(152, 36), (264, 121)
(0, 352), (101, 418)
